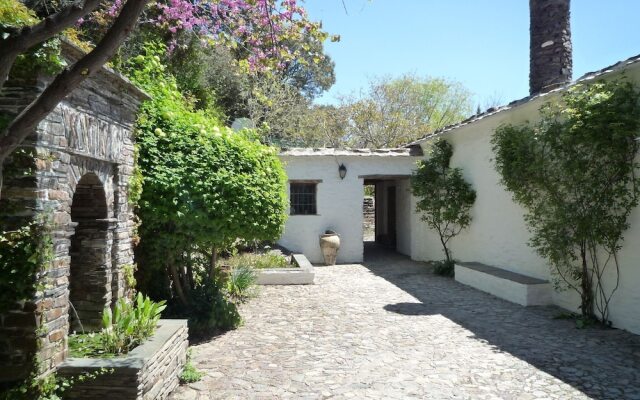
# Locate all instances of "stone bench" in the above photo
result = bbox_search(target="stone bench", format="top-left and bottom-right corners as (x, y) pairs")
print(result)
(455, 262), (552, 306)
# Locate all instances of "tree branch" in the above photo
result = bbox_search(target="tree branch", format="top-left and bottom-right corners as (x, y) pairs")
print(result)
(0, 0), (148, 168)
(0, 0), (104, 91)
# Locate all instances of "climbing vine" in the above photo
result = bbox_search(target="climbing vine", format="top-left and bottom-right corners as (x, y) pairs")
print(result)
(492, 79), (640, 324)
(0, 215), (53, 314)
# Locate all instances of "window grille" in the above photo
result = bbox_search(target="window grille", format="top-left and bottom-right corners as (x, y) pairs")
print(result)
(290, 182), (317, 215)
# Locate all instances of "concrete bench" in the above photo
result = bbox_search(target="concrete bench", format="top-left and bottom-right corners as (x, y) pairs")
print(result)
(455, 262), (552, 306)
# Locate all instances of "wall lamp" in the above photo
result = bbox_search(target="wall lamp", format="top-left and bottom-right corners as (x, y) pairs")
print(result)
(338, 163), (347, 180)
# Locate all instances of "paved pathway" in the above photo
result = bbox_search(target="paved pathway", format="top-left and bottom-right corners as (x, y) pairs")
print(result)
(171, 246), (640, 399)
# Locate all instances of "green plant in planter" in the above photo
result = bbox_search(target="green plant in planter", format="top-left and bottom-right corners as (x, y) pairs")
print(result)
(100, 293), (166, 355)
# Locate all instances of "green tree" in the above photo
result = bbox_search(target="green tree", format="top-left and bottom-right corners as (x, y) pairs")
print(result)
(279, 34), (336, 99)
(298, 105), (352, 148)
(343, 74), (473, 148)
(411, 140), (476, 268)
(245, 73), (311, 145)
(126, 44), (288, 330)
(492, 79), (640, 324)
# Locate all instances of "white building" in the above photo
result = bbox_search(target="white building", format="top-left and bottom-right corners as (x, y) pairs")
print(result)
(277, 55), (640, 337)
(277, 148), (420, 264)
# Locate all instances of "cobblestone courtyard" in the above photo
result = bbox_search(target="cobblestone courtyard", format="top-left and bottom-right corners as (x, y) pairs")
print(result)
(172, 246), (640, 399)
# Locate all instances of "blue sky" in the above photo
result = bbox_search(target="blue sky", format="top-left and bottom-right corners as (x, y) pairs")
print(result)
(305, 0), (640, 108)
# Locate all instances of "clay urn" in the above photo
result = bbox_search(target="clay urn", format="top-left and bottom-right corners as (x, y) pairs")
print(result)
(319, 230), (340, 266)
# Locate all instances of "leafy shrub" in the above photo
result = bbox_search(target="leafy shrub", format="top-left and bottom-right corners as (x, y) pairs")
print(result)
(125, 42), (287, 337)
(225, 265), (257, 301)
(166, 280), (242, 339)
(432, 259), (455, 277)
(0, 217), (52, 314)
(411, 140), (476, 264)
(128, 42), (287, 286)
(179, 350), (204, 384)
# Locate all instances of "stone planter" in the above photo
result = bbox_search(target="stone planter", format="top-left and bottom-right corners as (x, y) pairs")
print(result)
(319, 231), (340, 265)
(255, 254), (314, 285)
(58, 319), (188, 400)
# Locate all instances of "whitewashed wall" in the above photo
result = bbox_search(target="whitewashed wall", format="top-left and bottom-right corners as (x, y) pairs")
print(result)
(410, 63), (640, 335)
(278, 154), (417, 263)
(395, 179), (413, 257)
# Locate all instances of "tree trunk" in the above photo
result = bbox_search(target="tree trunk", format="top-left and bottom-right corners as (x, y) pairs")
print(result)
(0, 0), (104, 91)
(439, 233), (451, 263)
(186, 253), (194, 292)
(168, 261), (188, 306)
(580, 244), (594, 318)
(0, 0), (148, 190)
(209, 246), (217, 280)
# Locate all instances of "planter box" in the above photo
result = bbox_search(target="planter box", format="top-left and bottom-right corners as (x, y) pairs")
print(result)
(58, 319), (188, 400)
(255, 254), (314, 285)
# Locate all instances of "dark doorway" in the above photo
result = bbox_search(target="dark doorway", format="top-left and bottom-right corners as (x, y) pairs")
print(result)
(363, 184), (376, 242)
(68, 173), (110, 332)
(363, 180), (397, 250)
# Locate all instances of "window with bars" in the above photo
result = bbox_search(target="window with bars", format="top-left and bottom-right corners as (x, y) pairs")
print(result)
(290, 182), (318, 215)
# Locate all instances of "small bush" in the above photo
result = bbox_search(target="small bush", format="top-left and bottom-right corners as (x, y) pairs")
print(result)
(165, 280), (242, 339)
(433, 259), (455, 277)
(179, 350), (204, 384)
(226, 265), (257, 302)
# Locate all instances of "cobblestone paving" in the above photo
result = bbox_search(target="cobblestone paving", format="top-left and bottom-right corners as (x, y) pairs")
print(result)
(171, 246), (640, 400)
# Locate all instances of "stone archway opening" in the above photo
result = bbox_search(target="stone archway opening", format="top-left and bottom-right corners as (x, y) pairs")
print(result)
(68, 173), (112, 333)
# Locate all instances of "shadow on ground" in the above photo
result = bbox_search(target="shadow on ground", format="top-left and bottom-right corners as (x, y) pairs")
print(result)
(363, 242), (640, 400)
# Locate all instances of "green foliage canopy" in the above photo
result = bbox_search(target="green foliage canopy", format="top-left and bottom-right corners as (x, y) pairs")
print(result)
(344, 75), (473, 148)
(126, 43), (287, 334)
(492, 79), (640, 323)
(411, 140), (476, 263)
(0, 217), (52, 314)
(128, 43), (288, 260)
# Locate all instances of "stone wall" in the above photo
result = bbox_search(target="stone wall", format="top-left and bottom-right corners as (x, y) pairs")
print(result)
(59, 320), (188, 400)
(363, 196), (375, 241)
(0, 41), (147, 381)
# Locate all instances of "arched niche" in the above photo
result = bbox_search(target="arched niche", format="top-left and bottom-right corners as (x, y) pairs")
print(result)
(68, 173), (114, 332)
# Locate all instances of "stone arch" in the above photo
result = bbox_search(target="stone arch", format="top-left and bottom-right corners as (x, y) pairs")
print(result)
(68, 173), (114, 332)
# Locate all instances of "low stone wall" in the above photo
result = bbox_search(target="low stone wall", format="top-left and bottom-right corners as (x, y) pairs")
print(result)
(255, 254), (314, 285)
(58, 319), (188, 400)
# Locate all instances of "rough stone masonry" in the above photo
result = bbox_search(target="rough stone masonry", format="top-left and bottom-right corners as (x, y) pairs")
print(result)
(529, 0), (573, 94)
(0, 40), (147, 382)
